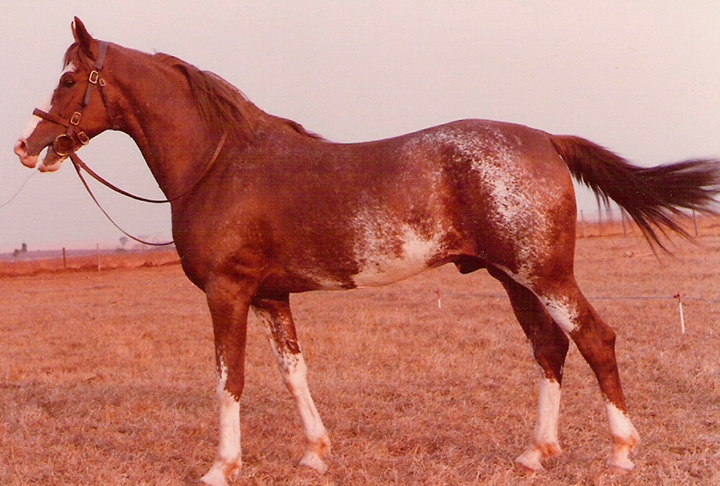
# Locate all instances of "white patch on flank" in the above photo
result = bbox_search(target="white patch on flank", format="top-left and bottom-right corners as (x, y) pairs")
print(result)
(351, 212), (442, 288)
(412, 125), (556, 280)
(539, 296), (579, 334)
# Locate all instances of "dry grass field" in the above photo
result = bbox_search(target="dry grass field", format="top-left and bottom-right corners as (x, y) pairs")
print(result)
(1, 226), (720, 485)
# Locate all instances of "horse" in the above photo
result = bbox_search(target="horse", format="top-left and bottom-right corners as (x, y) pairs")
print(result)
(14, 18), (720, 486)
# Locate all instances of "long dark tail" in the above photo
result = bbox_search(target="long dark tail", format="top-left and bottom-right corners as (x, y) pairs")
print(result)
(550, 135), (720, 249)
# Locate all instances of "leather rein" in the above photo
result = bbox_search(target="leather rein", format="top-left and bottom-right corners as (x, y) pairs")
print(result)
(32, 41), (227, 247)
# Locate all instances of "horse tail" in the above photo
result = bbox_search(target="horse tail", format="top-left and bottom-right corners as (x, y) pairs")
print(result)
(549, 134), (720, 249)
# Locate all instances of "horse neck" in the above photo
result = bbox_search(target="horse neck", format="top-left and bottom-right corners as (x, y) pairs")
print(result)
(105, 47), (218, 198)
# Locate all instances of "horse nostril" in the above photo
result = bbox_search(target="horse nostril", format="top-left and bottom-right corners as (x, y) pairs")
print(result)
(13, 139), (27, 156)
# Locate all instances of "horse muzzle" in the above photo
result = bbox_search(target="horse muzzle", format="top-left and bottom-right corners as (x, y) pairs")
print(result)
(14, 138), (39, 169)
(14, 136), (67, 172)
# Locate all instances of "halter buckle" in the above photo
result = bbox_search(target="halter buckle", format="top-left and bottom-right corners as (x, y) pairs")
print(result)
(88, 70), (100, 85)
(52, 134), (74, 157)
(70, 111), (82, 126)
(77, 131), (90, 146)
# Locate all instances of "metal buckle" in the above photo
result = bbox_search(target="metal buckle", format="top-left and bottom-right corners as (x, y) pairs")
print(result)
(88, 70), (100, 85)
(77, 132), (90, 146)
(52, 134), (74, 157)
(70, 111), (82, 126)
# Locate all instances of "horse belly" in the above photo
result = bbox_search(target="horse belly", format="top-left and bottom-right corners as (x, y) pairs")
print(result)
(351, 225), (441, 288)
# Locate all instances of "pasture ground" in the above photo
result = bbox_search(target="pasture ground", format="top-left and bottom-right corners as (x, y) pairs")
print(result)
(1, 225), (720, 485)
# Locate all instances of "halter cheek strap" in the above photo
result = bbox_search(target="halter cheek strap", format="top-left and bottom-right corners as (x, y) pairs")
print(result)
(33, 41), (110, 155)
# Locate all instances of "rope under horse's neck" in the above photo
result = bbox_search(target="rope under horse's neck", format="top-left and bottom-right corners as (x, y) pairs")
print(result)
(69, 130), (227, 204)
(67, 130), (227, 247)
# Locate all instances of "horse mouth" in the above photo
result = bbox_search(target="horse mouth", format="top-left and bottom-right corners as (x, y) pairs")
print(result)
(39, 148), (67, 172)
(14, 139), (66, 172)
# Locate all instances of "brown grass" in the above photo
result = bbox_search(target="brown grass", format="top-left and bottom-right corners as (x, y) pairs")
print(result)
(2, 231), (720, 485)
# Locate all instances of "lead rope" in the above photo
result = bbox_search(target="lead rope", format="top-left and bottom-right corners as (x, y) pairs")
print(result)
(67, 130), (227, 247)
(71, 159), (174, 247)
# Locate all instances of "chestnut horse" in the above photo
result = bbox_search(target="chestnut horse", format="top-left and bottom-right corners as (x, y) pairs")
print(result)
(14, 18), (720, 485)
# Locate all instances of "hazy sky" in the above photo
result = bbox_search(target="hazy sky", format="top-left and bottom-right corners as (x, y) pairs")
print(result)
(2, 2), (719, 251)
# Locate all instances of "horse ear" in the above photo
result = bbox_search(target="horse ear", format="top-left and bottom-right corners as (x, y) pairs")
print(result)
(71, 17), (98, 58)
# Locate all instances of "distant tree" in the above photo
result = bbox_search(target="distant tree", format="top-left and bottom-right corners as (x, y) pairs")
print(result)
(119, 237), (129, 250)
(13, 243), (27, 258)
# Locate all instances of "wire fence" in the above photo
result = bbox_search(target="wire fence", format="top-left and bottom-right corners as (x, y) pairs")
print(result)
(576, 206), (718, 239)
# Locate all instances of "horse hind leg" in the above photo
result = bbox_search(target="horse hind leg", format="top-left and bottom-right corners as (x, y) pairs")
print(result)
(252, 295), (331, 473)
(488, 266), (568, 470)
(529, 274), (641, 470)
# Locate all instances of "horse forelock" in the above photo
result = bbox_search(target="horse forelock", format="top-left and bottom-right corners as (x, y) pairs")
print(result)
(63, 43), (93, 71)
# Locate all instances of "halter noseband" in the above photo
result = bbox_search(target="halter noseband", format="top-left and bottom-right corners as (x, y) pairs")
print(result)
(33, 41), (109, 157)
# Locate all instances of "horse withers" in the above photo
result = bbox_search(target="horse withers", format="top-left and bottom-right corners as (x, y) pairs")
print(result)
(14, 18), (720, 485)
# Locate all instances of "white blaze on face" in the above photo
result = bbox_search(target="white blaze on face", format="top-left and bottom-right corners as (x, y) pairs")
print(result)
(20, 95), (52, 142)
(21, 63), (76, 139)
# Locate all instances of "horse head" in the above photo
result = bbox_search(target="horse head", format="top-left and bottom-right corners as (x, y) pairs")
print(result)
(14, 17), (112, 172)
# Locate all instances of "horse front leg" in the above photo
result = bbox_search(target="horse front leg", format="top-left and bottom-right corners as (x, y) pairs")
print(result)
(252, 294), (331, 473)
(201, 276), (256, 486)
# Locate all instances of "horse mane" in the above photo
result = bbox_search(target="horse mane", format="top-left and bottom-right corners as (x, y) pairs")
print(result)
(65, 44), (325, 145)
(153, 53), (327, 144)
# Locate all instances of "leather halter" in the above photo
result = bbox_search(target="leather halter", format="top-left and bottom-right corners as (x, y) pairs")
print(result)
(30, 41), (227, 246)
(33, 41), (110, 157)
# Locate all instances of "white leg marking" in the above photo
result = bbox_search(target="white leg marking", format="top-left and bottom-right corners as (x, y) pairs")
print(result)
(605, 402), (640, 470)
(255, 309), (331, 473)
(516, 378), (562, 470)
(202, 361), (242, 486)
(283, 352), (331, 473)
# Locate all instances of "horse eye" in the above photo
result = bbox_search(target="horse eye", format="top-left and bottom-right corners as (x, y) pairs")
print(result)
(61, 76), (76, 88)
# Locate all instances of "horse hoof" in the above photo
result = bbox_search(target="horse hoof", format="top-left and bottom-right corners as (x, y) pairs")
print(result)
(200, 459), (241, 486)
(515, 449), (544, 472)
(607, 453), (635, 472)
(515, 442), (562, 472)
(299, 451), (329, 474)
(200, 468), (229, 486)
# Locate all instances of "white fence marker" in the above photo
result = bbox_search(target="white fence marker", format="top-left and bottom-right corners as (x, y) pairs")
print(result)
(674, 293), (686, 334)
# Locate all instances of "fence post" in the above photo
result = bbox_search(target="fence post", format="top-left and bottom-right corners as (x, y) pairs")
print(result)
(621, 210), (628, 237)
